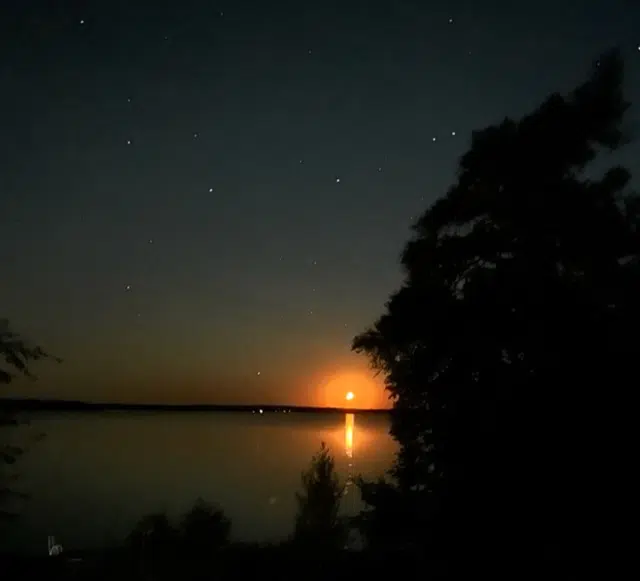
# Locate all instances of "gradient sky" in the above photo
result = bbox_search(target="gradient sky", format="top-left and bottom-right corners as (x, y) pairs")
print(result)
(1, 0), (639, 407)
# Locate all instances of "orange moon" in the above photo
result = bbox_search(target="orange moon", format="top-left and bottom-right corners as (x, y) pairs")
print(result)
(320, 371), (385, 409)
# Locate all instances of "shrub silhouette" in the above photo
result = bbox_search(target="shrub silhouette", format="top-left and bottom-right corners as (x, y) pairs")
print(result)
(127, 511), (179, 554)
(179, 497), (231, 559)
(126, 499), (231, 574)
(293, 442), (346, 550)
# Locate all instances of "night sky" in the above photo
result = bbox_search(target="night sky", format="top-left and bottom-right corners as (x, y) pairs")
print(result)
(1, 1), (638, 407)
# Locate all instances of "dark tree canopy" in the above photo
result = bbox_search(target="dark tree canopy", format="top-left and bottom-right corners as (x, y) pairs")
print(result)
(353, 49), (639, 569)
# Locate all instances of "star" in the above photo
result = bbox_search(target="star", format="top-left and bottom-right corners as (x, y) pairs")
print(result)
(432, 137), (437, 142)
(308, 49), (312, 55)
(257, 371), (261, 376)
(148, 239), (153, 244)
(125, 284), (132, 292)
(80, 19), (85, 25)
(448, 18), (454, 24)
(208, 187), (214, 193)
(451, 131), (456, 136)
(127, 97), (132, 103)
(335, 177), (341, 183)
(126, 139), (132, 145)
(299, 159), (304, 164)
(377, 167), (382, 172)
(193, 132), (199, 139)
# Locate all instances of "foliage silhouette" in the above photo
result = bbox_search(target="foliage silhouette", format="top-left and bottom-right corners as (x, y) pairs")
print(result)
(292, 442), (346, 550)
(0, 319), (60, 522)
(0, 319), (61, 388)
(179, 497), (231, 559)
(352, 48), (639, 571)
(126, 511), (180, 577)
(127, 511), (178, 545)
(126, 499), (231, 576)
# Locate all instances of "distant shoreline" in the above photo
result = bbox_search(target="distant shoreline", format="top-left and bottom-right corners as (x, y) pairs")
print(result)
(0, 398), (390, 414)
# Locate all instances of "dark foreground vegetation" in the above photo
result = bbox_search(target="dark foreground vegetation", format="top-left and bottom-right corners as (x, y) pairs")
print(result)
(2, 49), (638, 578)
(1, 545), (432, 581)
(2, 445), (409, 581)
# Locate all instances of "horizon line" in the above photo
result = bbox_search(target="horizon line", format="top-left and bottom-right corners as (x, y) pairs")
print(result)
(0, 397), (390, 413)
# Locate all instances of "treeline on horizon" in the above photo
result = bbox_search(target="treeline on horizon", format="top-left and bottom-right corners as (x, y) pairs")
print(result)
(0, 397), (389, 414)
(2, 48), (639, 578)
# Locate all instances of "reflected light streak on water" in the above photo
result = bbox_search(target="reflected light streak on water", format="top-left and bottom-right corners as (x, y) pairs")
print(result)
(345, 413), (354, 459)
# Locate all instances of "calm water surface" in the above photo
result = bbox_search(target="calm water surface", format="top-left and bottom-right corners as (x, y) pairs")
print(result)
(3, 411), (395, 554)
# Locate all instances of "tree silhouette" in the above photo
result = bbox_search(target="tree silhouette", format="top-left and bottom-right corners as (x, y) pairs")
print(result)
(179, 498), (231, 559)
(352, 49), (639, 571)
(1, 319), (60, 521)
(292, 442), (346, 550)
(127, 512), (180, 576)
(0, 318), (61, 388)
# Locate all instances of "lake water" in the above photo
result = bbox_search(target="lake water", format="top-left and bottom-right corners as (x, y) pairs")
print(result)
(1, 411), (396, 555)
